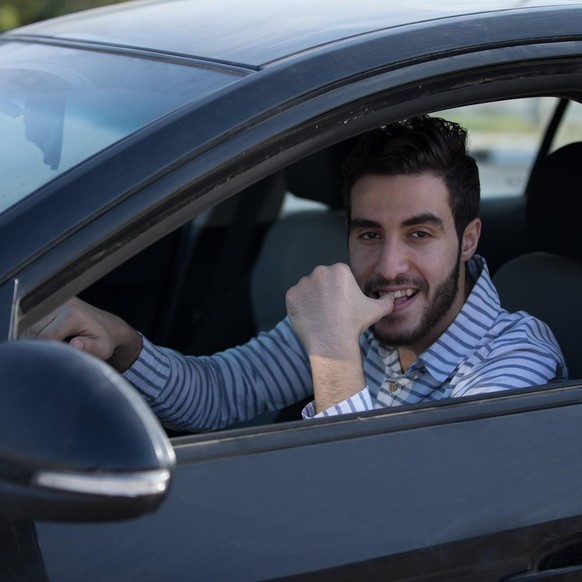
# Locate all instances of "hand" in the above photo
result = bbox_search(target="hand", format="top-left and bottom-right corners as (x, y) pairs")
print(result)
(285, 264), (394, 412)
(286, 263), (394, 359)
(23, 297), (143, 372)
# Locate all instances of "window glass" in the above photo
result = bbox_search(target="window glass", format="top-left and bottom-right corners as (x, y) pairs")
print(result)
(551, 100), (582, 151)
(0, 41), (240, 213)
(436, 98), (560, 198)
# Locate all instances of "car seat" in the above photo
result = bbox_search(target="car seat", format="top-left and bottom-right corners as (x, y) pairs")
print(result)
(493, 142), (582, 378)
(250, 141), (356, 331)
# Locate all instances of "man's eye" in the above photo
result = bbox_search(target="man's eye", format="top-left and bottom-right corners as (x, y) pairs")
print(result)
(410, 231), (431, 239)
(360, 232), (380, 240)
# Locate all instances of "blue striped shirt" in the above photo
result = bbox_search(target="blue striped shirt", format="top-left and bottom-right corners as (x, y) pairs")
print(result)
(124, 256), (566, 430)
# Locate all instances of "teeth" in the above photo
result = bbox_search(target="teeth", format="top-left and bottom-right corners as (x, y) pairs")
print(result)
(393, 289), (415, 298)
(376, 289), (416, 299)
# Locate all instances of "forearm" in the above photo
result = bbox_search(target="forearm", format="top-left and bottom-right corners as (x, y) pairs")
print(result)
(309, 350), (366, 413)
(125, 319), (313, 431)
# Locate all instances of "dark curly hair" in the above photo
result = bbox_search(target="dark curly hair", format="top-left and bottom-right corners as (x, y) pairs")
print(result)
(342, 116), (480, 239)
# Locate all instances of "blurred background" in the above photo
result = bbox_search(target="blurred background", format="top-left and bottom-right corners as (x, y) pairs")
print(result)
(0, 0), (124, 31)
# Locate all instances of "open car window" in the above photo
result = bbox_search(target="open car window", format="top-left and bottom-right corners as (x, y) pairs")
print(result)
(62, 94), (580, 437)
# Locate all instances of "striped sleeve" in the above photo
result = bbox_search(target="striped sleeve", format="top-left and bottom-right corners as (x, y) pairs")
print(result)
(452, 315), (566, 398)
(123, 318), (313, 431)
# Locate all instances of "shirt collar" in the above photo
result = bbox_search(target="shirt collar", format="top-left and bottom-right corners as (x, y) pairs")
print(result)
(418, 255), (501, 382)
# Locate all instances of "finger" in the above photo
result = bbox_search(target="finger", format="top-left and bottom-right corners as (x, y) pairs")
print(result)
(367, 292), (395, 320)
(69, 335), (114, 361)
(35, 313), (82, 342)
(24, 312), (59, 339)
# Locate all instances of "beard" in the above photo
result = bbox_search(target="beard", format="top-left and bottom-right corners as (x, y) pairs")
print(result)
(364, 249), (462, 349)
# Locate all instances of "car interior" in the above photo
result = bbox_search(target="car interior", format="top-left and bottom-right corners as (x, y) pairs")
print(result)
(78, 95), (582, 429)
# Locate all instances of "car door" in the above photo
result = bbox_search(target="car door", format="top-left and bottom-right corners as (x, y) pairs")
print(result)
(17, 382), (581, 581)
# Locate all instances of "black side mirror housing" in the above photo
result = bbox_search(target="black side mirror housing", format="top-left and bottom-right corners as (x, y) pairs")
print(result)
(0, 340), (175, 522)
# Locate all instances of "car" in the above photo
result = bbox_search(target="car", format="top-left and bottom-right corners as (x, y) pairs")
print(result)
(3, 0), (582, 579)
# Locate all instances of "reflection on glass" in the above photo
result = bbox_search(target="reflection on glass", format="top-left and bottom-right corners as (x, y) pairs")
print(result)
(24, 93), (65, 170)
(0, 41), (240, 214)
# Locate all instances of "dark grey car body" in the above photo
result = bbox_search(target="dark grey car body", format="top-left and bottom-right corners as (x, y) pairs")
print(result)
(3, 1), (582, 580)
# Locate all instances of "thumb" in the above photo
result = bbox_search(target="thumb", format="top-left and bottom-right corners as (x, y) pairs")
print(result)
(361, 292), (394, 329)
(69, 337), (85, 351)
(69, 336), (113, 361)
(373, 292), (395, 317)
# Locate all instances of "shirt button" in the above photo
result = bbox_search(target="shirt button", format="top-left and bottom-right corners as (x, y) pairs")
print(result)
(389, 382), (398, 393)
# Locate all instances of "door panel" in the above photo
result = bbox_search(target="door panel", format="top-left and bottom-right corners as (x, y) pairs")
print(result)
(35, 384), (582, 581)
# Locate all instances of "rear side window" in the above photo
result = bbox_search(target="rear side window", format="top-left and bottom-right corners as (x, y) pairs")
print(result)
(437, 98), (575, 199)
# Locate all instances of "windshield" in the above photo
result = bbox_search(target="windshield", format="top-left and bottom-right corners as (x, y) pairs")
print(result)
(0, 41), (240, 213)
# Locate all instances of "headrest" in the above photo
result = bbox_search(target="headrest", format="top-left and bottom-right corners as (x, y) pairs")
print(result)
(284, 138), (360, 210)
(526, 142), (582, 259)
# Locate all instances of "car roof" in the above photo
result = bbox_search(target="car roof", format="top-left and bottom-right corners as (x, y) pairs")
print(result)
(7, 0), (582, 69)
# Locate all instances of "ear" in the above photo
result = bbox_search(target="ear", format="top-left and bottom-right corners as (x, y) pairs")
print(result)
(460, 218), (481, 262)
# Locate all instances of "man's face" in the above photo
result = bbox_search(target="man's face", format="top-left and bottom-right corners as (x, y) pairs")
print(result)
(348, 172), (478, 355)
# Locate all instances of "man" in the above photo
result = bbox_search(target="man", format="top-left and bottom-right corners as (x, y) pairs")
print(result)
(30, 116), (565, 430)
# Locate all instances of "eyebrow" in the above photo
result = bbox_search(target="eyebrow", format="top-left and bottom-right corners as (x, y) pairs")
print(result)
(402, 212), (445, 229)
(349, 213), (445, 231)
(349, 218), (381, 231)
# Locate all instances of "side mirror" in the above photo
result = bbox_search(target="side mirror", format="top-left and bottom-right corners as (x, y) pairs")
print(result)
(0, 340), (176, 522)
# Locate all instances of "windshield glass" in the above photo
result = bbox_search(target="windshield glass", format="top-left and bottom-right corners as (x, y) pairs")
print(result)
(0, 41), (240, 213)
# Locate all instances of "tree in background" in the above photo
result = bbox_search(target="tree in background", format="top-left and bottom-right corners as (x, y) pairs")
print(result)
(0, 0), (126, 32)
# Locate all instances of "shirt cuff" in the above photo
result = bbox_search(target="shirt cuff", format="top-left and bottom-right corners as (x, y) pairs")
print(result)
(301, 387), (373, 419)
(122, 335), (171, 401)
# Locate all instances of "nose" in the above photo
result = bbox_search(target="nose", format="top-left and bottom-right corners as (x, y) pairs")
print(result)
(375, 239), (410, 281)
